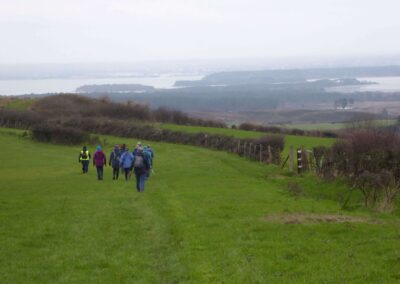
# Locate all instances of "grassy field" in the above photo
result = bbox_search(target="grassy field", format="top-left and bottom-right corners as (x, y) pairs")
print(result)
(280, 119), (397, 131)
(159, 123), (336, 157)
(0, 97), (36, 110)
(1, 128), (400, 283)
(281, 122), (348, 131)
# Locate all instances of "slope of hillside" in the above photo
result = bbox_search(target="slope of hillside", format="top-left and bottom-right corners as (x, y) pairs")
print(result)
(0, 128), (398, 283)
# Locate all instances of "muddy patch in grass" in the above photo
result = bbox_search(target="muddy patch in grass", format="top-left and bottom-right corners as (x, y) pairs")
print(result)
(263, 213), (380, 224)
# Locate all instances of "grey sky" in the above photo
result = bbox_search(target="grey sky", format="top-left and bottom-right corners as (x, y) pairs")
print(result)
(1, 0), (400, 64)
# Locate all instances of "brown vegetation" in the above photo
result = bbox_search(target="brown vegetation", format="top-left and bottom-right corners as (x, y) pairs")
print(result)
(0, 108), (43, 128)
(312, 124), (400, 210)
(263, 213), (376, 224)
(31, 123), (90, 145)
(32, 94), (226, 127)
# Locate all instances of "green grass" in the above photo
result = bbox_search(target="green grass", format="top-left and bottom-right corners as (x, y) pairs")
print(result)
(1, 128), (400, 283)
(281, 122), (349, 131)
(280, 119), (397, 131)
(0, 97), (35, 110)
(159, 123), (336, 157)
(159, 123), (265, 139)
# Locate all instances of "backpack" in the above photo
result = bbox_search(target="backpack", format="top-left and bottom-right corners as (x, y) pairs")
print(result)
(143, 150), (152, 164)
(134, 155), (144, 168)
(81, 151), (88, 159)
(112, 151), (120, 162)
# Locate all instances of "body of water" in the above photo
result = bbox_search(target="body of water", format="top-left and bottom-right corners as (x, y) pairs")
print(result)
(326, 76), (400, 93)
(0, 74), (204, 96)
(3, 74), (400, 96)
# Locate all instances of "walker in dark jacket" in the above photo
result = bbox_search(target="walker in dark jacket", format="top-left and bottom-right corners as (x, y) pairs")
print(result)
(143, 146), (153, 179)
(132, 148), (150, 192)
(109, 145), (121, 180)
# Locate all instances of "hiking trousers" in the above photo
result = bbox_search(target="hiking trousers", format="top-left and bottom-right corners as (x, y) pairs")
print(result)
(135, 172), (146, 192)
(124, 168), (130, 181)
(82, 160), (89, 173)
(96, 166), (104, 180)
(112, 167), (119, 180)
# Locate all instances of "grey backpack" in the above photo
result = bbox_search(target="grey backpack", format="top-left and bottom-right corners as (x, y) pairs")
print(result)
(134, 155), (144, 168)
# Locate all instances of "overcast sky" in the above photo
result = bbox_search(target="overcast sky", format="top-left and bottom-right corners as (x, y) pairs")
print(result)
(1, 0), (400, 64)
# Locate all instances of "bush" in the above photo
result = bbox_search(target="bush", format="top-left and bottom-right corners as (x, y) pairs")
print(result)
(254, 135), (284, 164)
(0, 109), (43, 129)
(32, 124), (89, 145)
(317, 125), (400, 208)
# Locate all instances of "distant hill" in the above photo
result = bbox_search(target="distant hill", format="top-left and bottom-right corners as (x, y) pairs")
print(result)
(175, 65), (400, 87)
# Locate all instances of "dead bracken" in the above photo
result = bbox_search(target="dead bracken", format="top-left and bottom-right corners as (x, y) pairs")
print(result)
(263, 213), (379, 224)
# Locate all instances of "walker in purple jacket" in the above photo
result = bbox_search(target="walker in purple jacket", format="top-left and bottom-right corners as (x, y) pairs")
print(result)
(93, 146), (107, 180)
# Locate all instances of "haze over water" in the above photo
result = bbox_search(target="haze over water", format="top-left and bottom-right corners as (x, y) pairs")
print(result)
(326, 77), (400, 93)
(0, 74), (204, 96)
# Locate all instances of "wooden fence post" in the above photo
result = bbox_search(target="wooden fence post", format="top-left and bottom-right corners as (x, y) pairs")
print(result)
(297, 148), (302, 174)
(289, 145), (294, 172)
(267, 145), (272, 164)
(259, 144), (262, 163)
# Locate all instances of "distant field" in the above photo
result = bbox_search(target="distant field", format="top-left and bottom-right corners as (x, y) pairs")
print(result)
(1, 128), (400, 283)
(282, 119), (397, 131)
(159, 123), (264, 138)
(0, 97), (35, 110)
(159, 124), (336, 157)
(282, 122), (347, 131)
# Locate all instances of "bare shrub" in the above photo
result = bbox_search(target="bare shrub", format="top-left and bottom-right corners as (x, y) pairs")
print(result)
(32, 124), (89, 145)
(32, 94), (225, 127)
(254, 135), (284, 164)
(354, 170), (400, 211)
(0, 109), (44, 128)
(319, 124), (400, 209)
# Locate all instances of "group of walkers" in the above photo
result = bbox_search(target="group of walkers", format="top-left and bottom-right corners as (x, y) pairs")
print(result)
(78, 142), (154, 192)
